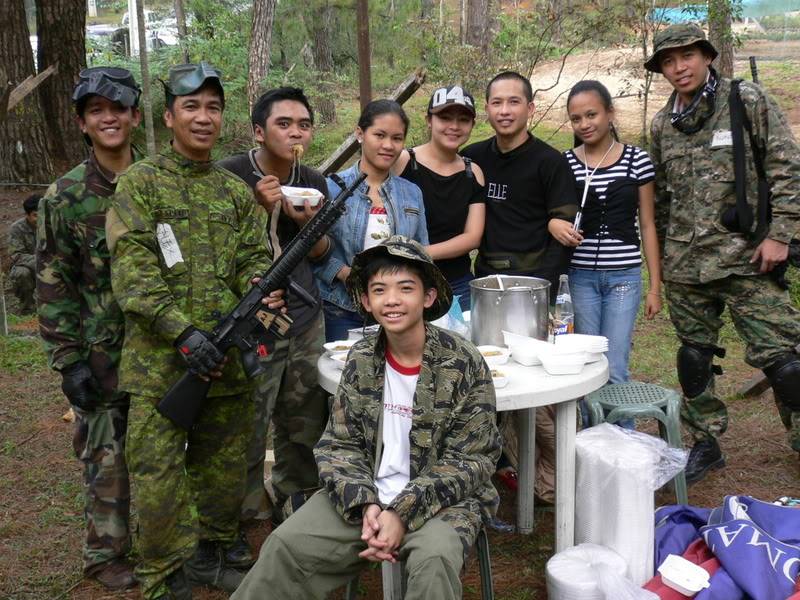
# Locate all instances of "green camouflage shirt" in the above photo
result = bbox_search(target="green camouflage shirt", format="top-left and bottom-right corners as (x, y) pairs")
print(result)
(651, 77), (800, 284)
(8, 217), (36, 272)
(106, 146), (271, 399)
(37, 152), (134, 407)
(314, 324), (501, 553)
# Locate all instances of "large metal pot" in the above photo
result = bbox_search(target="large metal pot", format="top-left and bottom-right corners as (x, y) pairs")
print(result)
(470, 275), (550, 346)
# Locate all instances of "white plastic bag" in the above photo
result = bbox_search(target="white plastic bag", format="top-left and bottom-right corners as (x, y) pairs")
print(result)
(575, 423), (688, 585)
(546, 543), (659, 600)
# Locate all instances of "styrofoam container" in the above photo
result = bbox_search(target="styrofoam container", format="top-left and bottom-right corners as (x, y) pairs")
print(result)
(323, 340), (356, 356)
(657, 554), (711, 596)
(329, 353), (347, 369)
(281, 185), (324, 207)
(491, 369), (508, 388)
(511, 345), (541, 366)
(585, 352), (605, 364)
(540, 352), (588, 375)
(477, 345), (510, 366)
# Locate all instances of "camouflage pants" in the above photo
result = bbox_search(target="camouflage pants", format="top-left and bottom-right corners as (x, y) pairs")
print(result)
(242, 313), (329, 522)
(126, 393), (253, 600)
(666, 275), (800, 448)
(232, 491), (465, 600)
(8, 264), (36, 313)
(73, 405), (131, 573)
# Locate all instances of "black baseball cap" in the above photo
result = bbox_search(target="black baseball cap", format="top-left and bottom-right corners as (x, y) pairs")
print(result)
(427, 85), (476, 118)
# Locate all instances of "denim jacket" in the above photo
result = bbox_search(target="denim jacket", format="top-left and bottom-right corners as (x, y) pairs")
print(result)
(313, 164), (429, 311)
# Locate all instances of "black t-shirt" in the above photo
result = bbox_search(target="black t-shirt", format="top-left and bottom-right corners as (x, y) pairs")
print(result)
(461, 133), (578, 295)
(399, 152), (484, 282)
(217, 150), (325, 337)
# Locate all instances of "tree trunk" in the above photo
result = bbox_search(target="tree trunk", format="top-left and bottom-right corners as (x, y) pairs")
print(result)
(247, 0), (276, 110)
(309, 1), (336, 123)
(36, 0), (87, 167)
(465, 0), (493, 52)
(0, 0), (55, 184)
(174, 0), (189, 62)
(708, 0), (734, 78)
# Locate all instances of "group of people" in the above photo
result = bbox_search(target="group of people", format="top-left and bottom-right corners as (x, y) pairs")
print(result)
(14, 20), (798, 600)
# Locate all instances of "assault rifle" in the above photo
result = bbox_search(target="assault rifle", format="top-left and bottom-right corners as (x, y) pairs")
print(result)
(157, 172), (367, 430)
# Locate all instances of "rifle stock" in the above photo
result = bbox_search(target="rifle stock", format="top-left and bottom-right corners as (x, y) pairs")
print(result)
(157, 172), (367, 430)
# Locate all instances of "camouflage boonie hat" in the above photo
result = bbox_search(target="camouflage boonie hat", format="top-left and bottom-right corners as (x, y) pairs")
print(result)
(163, 61), (224, 103)
(644, 23), (718, 73)
(347, 235), (453, 322)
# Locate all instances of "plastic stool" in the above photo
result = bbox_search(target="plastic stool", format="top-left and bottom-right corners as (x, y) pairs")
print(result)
(585, 382), (688, 505)
(344, 526), (494, 599)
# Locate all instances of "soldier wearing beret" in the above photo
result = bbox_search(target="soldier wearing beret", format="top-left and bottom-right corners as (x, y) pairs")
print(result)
(647, 24), (800, 482)
(106, 62), (284, 599)
(37, 67), (142, 590)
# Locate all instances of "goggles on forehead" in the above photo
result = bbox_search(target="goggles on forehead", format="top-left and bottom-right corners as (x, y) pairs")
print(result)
(73, 67), (141, 108)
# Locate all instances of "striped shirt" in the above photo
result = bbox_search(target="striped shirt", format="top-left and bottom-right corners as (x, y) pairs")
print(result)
(564, 144), (655, 270)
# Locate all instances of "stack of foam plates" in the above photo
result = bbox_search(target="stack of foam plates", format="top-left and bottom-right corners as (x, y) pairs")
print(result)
(554, 334), (608, 363)
(502, 331), (551, 366)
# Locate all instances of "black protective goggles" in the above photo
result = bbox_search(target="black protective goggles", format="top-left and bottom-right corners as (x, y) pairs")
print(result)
(73, 67), (141, 109)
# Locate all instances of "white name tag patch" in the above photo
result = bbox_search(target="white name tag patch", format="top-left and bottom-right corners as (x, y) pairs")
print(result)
(156, 223), (184, 268)
(711, 130), (733, 148)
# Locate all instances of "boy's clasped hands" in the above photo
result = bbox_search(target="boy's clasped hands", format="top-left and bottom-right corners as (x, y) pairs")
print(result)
(360, 504), (407, 563)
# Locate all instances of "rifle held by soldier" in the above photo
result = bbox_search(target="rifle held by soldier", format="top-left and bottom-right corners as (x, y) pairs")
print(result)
(158, 172), (367, 430)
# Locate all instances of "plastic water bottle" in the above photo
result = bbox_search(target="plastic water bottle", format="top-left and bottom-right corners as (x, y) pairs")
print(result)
(553, 274), (574, 336)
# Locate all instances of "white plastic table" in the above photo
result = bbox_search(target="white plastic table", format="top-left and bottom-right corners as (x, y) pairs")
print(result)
(317, 354), (608, 552)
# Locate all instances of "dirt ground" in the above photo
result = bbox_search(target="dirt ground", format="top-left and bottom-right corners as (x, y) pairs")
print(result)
(532, 38), (800, 139)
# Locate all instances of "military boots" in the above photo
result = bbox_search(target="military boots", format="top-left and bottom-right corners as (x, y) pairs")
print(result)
(153, 568), (192, 600)
(685, 438), (725, 484)
(185, 539), (246, 593)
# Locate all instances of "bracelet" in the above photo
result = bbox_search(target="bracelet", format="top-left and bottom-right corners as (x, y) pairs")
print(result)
(647, 291), (661, 297)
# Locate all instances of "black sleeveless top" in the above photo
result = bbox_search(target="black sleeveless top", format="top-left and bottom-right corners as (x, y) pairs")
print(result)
(400, 150), (485, 281)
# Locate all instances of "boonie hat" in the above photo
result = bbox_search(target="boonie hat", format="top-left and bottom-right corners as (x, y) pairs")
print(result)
(644, 23), (718, 73)
(427, 85), (476, 118)
(163, 61), (224, 103)
(72, 67), (141, 110)
(347, 236), (453, 322)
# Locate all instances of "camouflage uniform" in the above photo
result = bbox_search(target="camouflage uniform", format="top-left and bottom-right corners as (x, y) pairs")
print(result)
(7, 216), (37, 313)
(234, 323), (501, 600)
(36, 151), (134, 574)
(106, 146), (271, 599)
(216, 155), (329, 522)
(650, 31), (800, 449)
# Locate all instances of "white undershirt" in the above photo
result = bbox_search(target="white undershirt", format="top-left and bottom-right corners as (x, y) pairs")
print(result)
(364, 206), (391, 250)
(375, 350), (419, 505)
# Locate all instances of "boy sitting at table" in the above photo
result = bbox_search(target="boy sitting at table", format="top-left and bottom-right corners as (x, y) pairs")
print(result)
(232, 235), (501, 600)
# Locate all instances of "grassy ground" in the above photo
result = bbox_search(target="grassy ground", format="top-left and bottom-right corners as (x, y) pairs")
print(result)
(1, 45), (799, 600)
(0, 301), (796, 599)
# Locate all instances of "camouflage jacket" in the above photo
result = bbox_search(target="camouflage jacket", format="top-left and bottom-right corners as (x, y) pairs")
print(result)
(8, 217), (36, 271)
(106, 146), (271, 399)
(37, 151), (134, 407)
(651, 77), (800, 284)
(314, 324), (501, 552)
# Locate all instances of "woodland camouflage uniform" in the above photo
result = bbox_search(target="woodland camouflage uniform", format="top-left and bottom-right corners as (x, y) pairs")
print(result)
(235, 289), (501, 599)
(106, 145), (271, 599)
(649, 24), (800, 450)
(36, 151), (136, 574)
(7, 216), (37, 313)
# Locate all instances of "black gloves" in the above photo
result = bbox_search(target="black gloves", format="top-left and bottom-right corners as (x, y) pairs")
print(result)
(61, 362), (96, 412)
(174, 326), (225, 377)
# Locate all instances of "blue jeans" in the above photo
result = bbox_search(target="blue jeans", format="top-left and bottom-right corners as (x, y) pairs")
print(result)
(449, 273), (473, 313)
(323, 301), (367, 342)
(570, 267), (642, 429)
